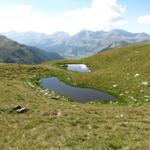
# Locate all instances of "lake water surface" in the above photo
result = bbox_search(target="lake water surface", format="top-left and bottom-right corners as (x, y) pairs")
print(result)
(40, 77), (115, 102)
(67, 64), (91, 72)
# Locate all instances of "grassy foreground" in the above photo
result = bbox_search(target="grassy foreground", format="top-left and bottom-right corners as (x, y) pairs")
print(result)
(0, 43), (150, 149)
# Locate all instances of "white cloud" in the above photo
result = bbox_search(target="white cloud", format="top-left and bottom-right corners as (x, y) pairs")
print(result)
(0, 0), (126, 34)
(138, 15), (150, 24)
(0, 4), (61, 33)
(63, 0), (126, 34)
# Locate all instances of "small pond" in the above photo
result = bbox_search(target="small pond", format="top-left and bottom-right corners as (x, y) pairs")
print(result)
(40, 77), (115, 103)
(66, 64), (91, 72)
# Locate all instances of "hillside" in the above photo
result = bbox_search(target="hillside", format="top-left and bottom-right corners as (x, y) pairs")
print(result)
(2, 29), (150, 58)
(49, 42), (150, 104)
(0, 43), (149, 149)
(0, 35), (63, 64)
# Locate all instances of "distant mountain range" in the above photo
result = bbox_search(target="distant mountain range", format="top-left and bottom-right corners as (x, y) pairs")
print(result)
(1, 29), (150, 58)
(0, 36), (63, 64)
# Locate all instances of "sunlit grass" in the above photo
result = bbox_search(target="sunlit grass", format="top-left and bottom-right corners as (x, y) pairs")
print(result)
(0, 42), (150, 149)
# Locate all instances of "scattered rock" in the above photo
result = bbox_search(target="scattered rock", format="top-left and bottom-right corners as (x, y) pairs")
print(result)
(120, 114), (124, 118)
(112, 84), (118, 88)
(52, 111), (63, 117)
(57, 111), (62, 117)
(134, 73), (140, 78)
(142, 81), (148, 86)
(13, 105), (22, 110)
(52, 96), (60, 100)
(87, 124), (92, 130)
(16, 107), (29, 113)
(13, 105), (29, 113)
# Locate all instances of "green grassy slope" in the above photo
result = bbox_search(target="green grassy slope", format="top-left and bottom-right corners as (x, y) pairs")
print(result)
(0, 43), (150, 149)
(49, 42), (150, 104)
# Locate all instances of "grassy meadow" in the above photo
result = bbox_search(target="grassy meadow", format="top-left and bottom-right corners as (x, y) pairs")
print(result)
(0, 43), (150, 149)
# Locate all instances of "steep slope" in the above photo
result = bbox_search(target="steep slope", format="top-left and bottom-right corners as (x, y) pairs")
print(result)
(2, 29), (150, 58)
(1, 31), (70, 52)
(0, 36), (63, 64)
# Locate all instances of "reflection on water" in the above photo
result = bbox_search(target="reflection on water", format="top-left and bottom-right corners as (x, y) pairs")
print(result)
(67, 64), (91, 72)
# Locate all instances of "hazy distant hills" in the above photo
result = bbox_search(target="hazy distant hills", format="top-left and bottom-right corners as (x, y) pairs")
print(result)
(0, 36), (63, 64)
(2, 29), (150, 58)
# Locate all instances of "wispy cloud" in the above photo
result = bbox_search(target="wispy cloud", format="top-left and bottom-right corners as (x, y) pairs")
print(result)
(138, 15), (150, 24)
(0, 0), (126, 34)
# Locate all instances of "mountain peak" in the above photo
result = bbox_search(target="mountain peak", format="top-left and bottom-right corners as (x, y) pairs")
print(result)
(1, 29), (150, 59)
(109, 29), (133, 35)
(50, 31), (70, 39)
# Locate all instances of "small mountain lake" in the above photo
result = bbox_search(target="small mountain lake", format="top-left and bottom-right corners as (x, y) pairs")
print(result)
(66, 64), (91, 72)
(40, 77), (115, 102)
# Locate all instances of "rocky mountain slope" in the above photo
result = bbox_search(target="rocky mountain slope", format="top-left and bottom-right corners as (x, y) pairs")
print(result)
(0, 35), (63, 64)
(2, 29), (150, 58)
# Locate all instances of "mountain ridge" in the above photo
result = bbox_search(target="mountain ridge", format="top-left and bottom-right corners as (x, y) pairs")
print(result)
(1, 29), (150, 58)
(0, 36), (63, 64)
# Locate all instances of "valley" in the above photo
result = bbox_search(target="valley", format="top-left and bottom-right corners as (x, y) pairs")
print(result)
(0, 42), (150, 149)
(0, 0), (150, 149)
(2, 29), (150, 59)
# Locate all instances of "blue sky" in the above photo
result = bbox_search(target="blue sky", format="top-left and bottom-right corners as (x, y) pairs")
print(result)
(0, 0), (90, 12)
(119, 0), (150, 33)
(0, 0), (149, 34)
